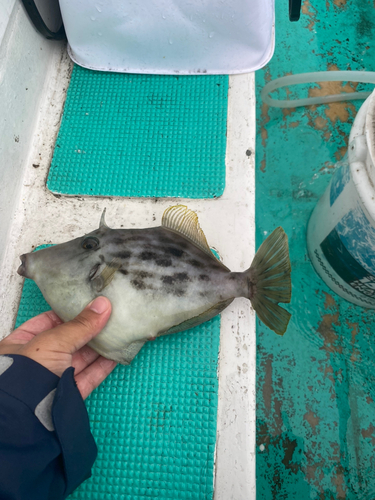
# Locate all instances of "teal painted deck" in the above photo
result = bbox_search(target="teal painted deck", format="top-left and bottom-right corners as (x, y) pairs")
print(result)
(256, 0), (375, 498)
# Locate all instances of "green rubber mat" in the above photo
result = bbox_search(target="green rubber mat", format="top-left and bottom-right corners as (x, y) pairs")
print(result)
(16, 272), (220, 500)
(47, 66), (228, 199)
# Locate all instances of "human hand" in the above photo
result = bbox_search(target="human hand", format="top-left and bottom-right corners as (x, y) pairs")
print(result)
(0, 297), (116, 399)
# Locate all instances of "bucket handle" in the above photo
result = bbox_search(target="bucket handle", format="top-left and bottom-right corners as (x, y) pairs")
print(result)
(289, 0), (302, 21)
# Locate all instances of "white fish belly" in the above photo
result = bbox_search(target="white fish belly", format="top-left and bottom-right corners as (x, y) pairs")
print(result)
(89, 272), (229, 358)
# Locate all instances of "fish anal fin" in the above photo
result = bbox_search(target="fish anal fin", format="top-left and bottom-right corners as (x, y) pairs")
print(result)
(92, 258), (122, 292)
(158, 299), (233, 337)
(88, 338), (146, 365)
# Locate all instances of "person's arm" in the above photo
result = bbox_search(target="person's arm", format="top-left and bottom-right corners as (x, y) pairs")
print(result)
(0, 297), (116, 500)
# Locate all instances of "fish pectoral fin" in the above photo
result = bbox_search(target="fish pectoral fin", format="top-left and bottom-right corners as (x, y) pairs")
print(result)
(92, 258), (122, 292)
(157, 299), (233, 337)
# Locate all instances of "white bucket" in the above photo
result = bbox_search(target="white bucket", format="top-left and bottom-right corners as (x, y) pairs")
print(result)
(307, 89), (375, 308)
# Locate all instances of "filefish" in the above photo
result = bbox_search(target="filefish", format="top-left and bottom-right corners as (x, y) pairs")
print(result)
(17, 205), (292, 364)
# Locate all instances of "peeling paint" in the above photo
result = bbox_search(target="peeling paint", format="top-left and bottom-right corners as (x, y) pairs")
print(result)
(301, 0), (318, 32)
(334, 146), (348, 161)
(361, 424), (375, 444)
(304, 409), (320, 432)
(333, 0), (348, 8)
(308, 79), (357, 123)
(315, 116), (328, 130)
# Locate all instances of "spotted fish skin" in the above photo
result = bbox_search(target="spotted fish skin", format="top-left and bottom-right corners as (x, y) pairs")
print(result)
(17, 206), (291, 364)
(104, 227), (242, 297)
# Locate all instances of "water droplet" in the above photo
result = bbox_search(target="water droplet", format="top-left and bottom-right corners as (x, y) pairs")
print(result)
(259, 444), (265, 451)
(90, 15), (96, 21)
(96, 5), (102, 12)
(202, 18), (206, 23)
(309, 173), (319, 184)
(209, 32), (214, 38)
(162, 14), (166, 19)
(169, 38), (173, 45)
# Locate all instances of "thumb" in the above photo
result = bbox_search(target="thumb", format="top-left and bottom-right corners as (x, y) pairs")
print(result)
(41, 296), (112, 354)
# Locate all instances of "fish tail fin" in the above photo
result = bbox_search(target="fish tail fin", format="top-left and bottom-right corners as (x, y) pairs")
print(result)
(246, 227), (291, 335)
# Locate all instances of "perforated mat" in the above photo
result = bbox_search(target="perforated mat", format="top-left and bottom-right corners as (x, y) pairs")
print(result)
(15, 272), (220, 500)
(47, 66), (228, 199)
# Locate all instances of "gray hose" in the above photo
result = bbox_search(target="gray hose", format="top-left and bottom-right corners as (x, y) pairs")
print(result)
(261, 71), (375, 108)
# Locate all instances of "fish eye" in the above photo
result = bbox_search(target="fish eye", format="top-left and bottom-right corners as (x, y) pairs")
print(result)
(82, 237), (99, 250)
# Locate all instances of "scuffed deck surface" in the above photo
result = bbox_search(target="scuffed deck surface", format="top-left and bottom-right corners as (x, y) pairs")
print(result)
(256, 0), (375, 498)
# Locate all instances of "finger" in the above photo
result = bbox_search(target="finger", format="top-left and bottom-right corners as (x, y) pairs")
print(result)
(75, 356), (117, 399)
(34, 297), (112, 354)
(17, 310), (62, 335)
(72, 345), (100, 375)
(1, 310), (62, 346)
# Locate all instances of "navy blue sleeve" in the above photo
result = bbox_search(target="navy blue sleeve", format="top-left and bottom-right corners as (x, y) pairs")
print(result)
(0, 354), (97, 500)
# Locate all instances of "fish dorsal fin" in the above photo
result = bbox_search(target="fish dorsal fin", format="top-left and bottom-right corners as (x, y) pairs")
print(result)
(162, 205), (219, 261)
(162, 205), (210, 253)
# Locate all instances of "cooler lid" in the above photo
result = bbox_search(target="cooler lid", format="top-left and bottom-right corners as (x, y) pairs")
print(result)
(59, 0), (275, 75)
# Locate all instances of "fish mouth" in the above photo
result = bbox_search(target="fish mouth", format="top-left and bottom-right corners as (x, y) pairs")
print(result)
(17, 254), (28, 278)
(89, 262), (102, 281)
